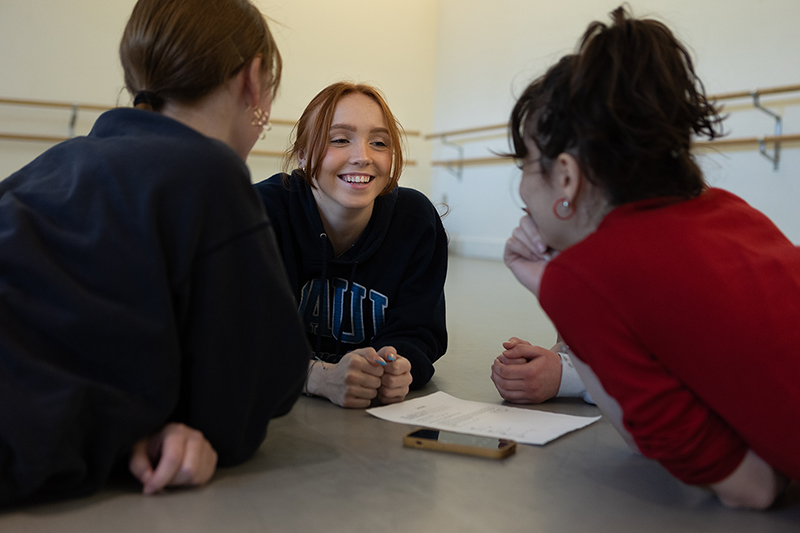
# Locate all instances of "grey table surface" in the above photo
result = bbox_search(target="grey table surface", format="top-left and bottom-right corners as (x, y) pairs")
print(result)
(2, 256), (798, 531)
(2, 354), (798, 533)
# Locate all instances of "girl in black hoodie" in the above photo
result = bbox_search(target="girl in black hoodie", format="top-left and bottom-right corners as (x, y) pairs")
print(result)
(255, 82), (448, 408)
(0, 0), (308, 506)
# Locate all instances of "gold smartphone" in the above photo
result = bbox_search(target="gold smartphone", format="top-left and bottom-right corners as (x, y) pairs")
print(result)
(403, 428), (517, 459)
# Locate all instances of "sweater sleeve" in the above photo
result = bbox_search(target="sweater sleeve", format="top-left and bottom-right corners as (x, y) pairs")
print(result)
(540, 263), (748, 485)
(170, 170), (310, 467)
(370, 206), (448, 388)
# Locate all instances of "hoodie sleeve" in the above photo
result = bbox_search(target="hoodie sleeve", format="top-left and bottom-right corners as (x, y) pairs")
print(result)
(173, 170), (310, 467)
(370, 192), (448, 388)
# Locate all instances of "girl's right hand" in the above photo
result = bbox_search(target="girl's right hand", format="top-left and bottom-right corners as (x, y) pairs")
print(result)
(306, 348), (385, 408)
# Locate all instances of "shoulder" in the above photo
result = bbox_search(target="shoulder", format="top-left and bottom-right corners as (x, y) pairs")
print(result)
(253, 172), (290, 191)
(254, 173), (290, 199)
(17, 109), (253, 205)
(391, 187), (443, 230)
(395, 186), (436, 209)
(97, 109), (245, 169)
(100, 109), (252, 195)
(376, 187), (447, 261)
(253, 173), (298, 221)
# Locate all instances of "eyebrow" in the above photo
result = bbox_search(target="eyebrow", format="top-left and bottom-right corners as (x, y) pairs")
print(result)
(330, 123), (390, 135)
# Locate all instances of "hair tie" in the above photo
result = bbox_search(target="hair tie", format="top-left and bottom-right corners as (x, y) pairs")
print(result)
(133, 90), (162, 108)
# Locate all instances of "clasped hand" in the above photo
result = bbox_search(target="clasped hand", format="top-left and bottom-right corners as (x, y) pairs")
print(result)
(307, 347), (412, 408)
(491, 337), (562, 404)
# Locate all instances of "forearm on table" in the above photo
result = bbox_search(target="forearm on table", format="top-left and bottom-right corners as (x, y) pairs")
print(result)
(555, 351), (593, 403)
(303, 358), (328, 397)
(710, 450), (790, 509)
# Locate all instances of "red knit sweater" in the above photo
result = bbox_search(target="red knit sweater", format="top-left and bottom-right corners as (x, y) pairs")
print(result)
(540, 188), (800, 485)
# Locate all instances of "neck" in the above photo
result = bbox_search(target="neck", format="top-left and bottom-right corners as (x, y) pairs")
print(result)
(161, 85), (246, 159)
(313, 193), (374, 257)
(554, 186), (613, 251)
(572, 190), (613, 244)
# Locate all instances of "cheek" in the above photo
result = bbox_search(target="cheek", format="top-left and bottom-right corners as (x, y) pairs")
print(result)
(518, 177), (536, 206)
(319, 150), (343, 176)
(378, 152), (393, 177)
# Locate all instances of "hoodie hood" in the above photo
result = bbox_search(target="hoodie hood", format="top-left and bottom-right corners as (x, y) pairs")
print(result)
(283, 169), (397, 268)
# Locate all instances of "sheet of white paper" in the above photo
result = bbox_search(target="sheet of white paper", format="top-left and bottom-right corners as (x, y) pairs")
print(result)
(366, 391), (601, 445)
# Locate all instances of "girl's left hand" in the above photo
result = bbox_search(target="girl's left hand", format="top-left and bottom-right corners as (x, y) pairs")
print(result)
(504, 215), (554, 298)
(376, 347), (412, 404)
(491, 338), (562, 404)
(129, 422), (218, 495)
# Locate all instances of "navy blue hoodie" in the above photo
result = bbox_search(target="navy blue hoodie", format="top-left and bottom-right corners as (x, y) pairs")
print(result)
(255, 172), (447, 387)
(0, 109), (309, 506)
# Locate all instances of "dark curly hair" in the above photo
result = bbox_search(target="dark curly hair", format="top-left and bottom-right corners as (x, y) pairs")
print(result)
(510, 5), (724, 205)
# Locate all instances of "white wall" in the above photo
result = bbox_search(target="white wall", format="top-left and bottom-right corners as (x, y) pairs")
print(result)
(0, 0), (439, 193)
(2, 0), (799, 254)
(430, 0), (800, 257)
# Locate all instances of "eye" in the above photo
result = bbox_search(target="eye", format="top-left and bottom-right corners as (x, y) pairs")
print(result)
(370, 135), (391, 148)
(330, 137), (349, 145)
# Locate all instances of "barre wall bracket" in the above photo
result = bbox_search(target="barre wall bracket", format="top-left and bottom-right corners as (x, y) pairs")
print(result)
(68, 103), (79, 138)
(440, 135), (464, 180)
(751, 92), (782, 170)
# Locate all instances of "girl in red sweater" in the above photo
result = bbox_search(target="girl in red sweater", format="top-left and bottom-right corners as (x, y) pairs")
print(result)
(505, 6), (798, 509)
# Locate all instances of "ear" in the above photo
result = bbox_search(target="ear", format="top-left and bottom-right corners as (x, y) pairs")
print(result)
(242, 56), (265, 108)
(553, 152), (584, 202)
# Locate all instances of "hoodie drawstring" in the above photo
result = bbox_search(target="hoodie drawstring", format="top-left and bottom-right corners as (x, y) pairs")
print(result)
(315, 233), (328, 356)
(335, 261), (359, 357)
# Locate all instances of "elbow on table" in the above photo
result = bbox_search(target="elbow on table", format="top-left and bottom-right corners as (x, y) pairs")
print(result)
(709, 450), (789, 510)
(712, 482), (780, 510)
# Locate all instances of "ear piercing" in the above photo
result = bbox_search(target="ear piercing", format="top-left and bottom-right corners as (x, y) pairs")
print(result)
(553, 198), (575, 220)
(251, 107), (271, 139)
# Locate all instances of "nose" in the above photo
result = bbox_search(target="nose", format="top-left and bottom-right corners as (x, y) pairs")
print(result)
(350, 139), (373, 166)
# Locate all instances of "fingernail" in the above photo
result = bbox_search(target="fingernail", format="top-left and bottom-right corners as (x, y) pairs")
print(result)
(387, 354), (396, 362)
(375, 359), (387, 366)
(535, 241), (548, 254)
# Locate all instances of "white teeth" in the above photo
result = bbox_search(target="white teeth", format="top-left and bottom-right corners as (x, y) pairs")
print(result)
(341, 174), (371, 183)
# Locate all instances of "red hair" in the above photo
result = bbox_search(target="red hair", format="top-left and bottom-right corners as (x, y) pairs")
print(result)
(284, 82), (405, 194)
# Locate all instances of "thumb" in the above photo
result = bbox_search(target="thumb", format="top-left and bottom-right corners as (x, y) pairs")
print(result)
(129, 438), (154, 486)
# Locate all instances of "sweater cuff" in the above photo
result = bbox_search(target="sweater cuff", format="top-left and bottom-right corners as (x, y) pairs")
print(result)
(556, 352), (595, 404)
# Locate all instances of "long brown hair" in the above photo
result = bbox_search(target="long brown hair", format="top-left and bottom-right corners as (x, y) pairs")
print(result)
(510, 5), (724, 205)
(284, 82), (406, 195)
(120, 0), (282, 111)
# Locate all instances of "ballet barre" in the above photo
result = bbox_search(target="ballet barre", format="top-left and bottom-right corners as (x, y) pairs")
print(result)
(427, 82), (800, 173)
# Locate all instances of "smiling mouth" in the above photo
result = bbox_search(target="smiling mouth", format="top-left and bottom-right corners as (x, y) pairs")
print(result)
(339, 174), (374, 184)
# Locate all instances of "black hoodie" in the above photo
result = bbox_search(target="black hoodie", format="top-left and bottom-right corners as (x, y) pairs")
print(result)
(255, 172), (447, 387)
(0, 109), (309, 506)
